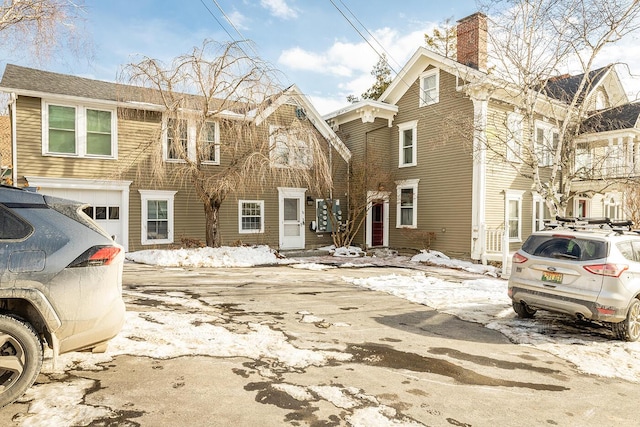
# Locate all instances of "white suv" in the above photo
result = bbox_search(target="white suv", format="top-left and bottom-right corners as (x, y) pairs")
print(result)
(508, 217), (640, 341)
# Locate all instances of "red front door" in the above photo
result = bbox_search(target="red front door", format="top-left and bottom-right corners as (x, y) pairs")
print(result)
(372, 202), (384, 246)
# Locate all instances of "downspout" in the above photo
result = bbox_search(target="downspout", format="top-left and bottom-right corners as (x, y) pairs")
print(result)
(470, 95), (489, 262)
(9, 93), (17, 186)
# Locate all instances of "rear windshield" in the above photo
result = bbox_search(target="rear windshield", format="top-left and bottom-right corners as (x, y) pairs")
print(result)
(521, 235), (608, 261)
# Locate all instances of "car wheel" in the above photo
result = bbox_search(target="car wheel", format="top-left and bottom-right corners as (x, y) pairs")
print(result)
(0, 315), (43, 407)
(613, 299), (640, 342)
(513, 301), (536, 318)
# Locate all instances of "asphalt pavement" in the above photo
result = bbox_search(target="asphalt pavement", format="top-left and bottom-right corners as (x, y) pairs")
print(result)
(0, 262), (638, 426)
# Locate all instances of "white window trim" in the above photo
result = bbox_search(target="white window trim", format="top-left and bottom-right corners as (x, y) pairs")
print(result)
(162, 117), (220, 165)
(505, 189), (524, 242)
(365, 191), (390, 247)
(419, 68), (439, 107)
(42, 100), (118, 159)
(238, 200), (264, 234)
(398, 120), (418, 168)
(396, 179), (419, 228)
(532, 193), (550, 233)
(139, 189), (177, 245)
(574, 197), (590, 218)
(506, 112), (523, 163)
(201, 121), (221, 165)
(269, 124), (312, 169)
(534, 120), (558, 167)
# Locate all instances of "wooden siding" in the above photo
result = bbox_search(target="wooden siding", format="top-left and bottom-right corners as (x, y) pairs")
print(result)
(388, 68), (475, 256)
(338, 117), (393, 247)
(14, 96), (345, 252)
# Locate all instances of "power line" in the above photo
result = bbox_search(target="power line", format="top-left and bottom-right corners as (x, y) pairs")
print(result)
(327, 0), (392, 70)
(333, 0), (404, 75)
(198, 0), (262, 61)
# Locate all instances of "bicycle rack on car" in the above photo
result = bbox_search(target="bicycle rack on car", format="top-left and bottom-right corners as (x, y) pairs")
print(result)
(544, 216), (636, 234)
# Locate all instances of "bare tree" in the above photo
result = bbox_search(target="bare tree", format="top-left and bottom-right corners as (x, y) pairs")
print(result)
(0, 0), (87, 61)
(325, 136), (395, 249)
(624, 182), (640, 226)
(478, 0), (640, 216)
(120, 40), (334, 247)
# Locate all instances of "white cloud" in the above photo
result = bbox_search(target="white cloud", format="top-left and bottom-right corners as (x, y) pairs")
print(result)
(260, 0), (298, 20)
(308, 93), (350, 116)
(226, 10), (250, 31)
(277, 26), (429, 106)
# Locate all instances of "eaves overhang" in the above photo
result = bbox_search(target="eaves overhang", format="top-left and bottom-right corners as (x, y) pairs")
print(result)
(575, 127), (640, 143)
(0, 86), (250, 121)
(323, 100), (398, 130)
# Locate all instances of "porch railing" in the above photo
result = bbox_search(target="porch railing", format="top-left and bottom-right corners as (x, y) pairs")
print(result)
(485, 227), (504, 254)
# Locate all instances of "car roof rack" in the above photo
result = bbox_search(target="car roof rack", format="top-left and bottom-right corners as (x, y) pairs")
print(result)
(545, 216), (635, 234)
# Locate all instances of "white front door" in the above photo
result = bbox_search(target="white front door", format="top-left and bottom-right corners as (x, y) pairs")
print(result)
(278, 188), (305, 249)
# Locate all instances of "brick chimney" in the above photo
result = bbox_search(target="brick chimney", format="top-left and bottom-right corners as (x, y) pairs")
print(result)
(456, 12), (488, 72)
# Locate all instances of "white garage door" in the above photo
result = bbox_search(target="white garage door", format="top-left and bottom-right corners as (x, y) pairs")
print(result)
(40, 188), (124, 244)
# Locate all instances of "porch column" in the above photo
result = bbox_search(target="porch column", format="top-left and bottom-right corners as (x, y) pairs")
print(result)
(470, 93), (489, 261)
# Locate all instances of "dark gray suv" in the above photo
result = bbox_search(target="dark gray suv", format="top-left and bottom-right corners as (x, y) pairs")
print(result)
(0, 185), (125, 406)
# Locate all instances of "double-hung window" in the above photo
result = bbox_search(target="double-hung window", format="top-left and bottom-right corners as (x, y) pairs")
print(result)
(269, 125), (312, 169)
(419, 69), (439, 107)
(43, 101), (116, 158)
(166, 118), (188, 161)
(532, 193), (551, 232)
(505, 190), (524, 242)
(139, 190), (176, 245)
(164, 118), (220, 164)
(396, 179), (419, 228)
(200, 121), (220, 164)
(506, 112), (523, 162)
(239, 200), (264, 233)
(575, 142), (592, 176)
(398, 120), (418, 168)
(535, 122), (559, 167)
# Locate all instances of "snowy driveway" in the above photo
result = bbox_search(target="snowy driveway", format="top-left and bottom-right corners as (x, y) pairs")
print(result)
(1, 260), (639, 426)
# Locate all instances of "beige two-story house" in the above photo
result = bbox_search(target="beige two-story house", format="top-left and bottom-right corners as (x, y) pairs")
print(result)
(1, 65), (350, 252)
(324, 12), (639, 267)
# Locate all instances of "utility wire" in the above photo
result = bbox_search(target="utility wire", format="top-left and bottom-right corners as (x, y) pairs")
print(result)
(327, 0), (389, 69)
(328, 0), (419, 95)
(334, 0), (403, 75)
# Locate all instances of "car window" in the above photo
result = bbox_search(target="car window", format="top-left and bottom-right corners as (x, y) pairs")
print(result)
(631, 241), (640, 262)
(522, 235), (607, 261)
(618, 241), (635, 261)
(0, 205), (33, 240)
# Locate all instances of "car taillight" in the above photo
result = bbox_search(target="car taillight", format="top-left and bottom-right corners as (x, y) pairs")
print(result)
(512, 252), (528, 264)
(68, 246), (121, 268)
(583, 263), (628, 277)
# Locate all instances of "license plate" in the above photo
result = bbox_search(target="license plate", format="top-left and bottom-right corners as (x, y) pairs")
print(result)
(541, 271), (563, 284)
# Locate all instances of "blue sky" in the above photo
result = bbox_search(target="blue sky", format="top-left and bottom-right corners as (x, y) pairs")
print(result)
(2, 0), (639, 114)
(0, 0), (478, 114)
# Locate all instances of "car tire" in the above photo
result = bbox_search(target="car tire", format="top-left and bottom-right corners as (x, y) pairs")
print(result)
(513, 301), (536, 318)
(613, 298), (640, 342)
(0, 315), (44, 408)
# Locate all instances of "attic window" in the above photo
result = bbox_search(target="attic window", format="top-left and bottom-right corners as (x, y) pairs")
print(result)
(419, 69), (439, 107)
(595, 91), (608, 110)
